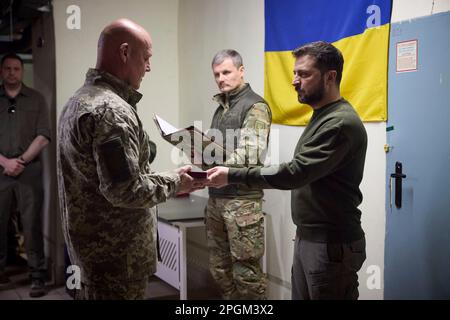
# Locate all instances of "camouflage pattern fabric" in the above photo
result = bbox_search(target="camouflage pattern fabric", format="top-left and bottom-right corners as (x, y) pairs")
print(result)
(57, 68), (181, 299)
(205, 197), (267, 300)
(207, 87), (271, 169)
(204, 88), (271, 299)
(224, 102), (271, 167)
(75, 278), (148, 300)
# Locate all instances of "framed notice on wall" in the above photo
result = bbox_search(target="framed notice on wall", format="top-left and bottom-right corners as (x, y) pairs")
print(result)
(396, 40), (418, 73)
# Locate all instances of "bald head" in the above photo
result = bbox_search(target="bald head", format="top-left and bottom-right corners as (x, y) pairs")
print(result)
(96, 18), (152, 89)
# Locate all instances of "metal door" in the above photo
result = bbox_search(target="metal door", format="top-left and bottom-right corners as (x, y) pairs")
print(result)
(385, 12), (450, 299)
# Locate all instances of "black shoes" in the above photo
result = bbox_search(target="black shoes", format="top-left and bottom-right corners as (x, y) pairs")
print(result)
(29, 279), (46, 298)
(1, 272), (47, 298)
(0, 272), (13, 290)
(7, 255), (28, 267)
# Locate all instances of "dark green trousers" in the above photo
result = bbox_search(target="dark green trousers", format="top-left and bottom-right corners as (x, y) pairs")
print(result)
(292, 235), (366, 300)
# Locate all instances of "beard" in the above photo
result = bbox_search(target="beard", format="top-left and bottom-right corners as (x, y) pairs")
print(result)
(297, 77), (325, 105)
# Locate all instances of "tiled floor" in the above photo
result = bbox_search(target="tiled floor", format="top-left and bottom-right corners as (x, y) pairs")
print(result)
(0, 265), (217, 300)
(0, 265), (72, 300)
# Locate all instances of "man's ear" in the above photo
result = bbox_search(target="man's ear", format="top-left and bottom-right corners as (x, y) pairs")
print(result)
(239, 65), (245, 78)
(326, 70), (337, 86)
(119, 43), (129, 63)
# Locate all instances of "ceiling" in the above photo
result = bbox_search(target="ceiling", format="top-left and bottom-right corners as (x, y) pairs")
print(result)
(0, 0), (52, 54)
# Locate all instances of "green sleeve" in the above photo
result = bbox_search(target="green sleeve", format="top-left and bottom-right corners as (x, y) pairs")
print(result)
(229, 119), (351, 190)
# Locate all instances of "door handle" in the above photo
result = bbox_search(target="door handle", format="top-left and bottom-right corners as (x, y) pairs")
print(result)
(390, 161), (407, 209)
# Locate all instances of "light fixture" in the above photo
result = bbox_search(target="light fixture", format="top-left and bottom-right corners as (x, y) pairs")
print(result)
(37, 1), (52, 12)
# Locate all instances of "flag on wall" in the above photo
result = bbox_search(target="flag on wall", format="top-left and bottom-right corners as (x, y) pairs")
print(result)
(264, 0), (392, 125)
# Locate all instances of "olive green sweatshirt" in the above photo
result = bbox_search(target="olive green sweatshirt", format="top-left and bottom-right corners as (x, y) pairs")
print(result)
(229, 99), (367, 242)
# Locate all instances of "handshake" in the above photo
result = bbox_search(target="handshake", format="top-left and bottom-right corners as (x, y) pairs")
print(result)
(175, 165), (230, 194)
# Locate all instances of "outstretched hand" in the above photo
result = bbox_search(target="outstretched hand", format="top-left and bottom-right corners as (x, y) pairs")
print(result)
(175, 165), (192, 176)
(175, 165), (207, 194)
(206, 166), (229, 188)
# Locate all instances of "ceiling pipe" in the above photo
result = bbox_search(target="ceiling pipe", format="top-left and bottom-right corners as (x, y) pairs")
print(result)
(9, 0), (14, 42)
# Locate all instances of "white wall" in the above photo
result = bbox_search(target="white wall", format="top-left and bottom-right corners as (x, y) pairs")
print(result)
(392, 0), (450, 22)
(178, 0), (265, 128)
(53, 0), (180, 172)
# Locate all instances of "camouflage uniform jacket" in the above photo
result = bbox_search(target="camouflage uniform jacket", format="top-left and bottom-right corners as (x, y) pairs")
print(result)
(57, 68), (180, 285)
(212, 84), (272, 169)
(207, 84), (272, 199)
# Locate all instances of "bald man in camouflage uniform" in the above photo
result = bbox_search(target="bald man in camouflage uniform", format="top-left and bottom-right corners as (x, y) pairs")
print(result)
(202, 50), (271, 299)
(57, 19), (197, 300)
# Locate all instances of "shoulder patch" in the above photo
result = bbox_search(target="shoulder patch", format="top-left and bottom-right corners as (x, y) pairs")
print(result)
(98, 136), (132, 183)
(255, 120), (267, 130)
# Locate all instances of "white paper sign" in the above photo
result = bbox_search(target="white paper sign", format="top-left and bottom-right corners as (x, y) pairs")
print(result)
(396, 40), (418, 73)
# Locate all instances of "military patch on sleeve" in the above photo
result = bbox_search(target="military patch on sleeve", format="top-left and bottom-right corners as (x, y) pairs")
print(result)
(98, 136), (132, 183)
(255, 121), (267, 130)
(148, 140), (157, 164)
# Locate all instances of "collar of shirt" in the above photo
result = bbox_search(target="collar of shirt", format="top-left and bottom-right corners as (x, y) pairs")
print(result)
(84, 68), (143, 107)
(311, 98), (346, 120)
(0, 83), (33, 98)
(213, 83), (251, 111)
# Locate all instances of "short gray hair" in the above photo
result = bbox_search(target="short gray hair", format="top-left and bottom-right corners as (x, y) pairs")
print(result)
(211, 49), (243, 68)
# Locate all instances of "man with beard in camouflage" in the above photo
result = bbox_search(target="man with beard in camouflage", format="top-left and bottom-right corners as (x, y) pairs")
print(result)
(57, 18), (201, 300)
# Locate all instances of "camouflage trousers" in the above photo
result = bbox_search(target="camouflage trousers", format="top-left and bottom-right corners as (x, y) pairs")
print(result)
(205, 197), (266, 300)
(74, 277), (148, 300)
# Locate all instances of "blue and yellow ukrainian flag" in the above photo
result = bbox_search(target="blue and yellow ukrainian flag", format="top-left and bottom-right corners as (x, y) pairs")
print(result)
(265, 0), (392, 125)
